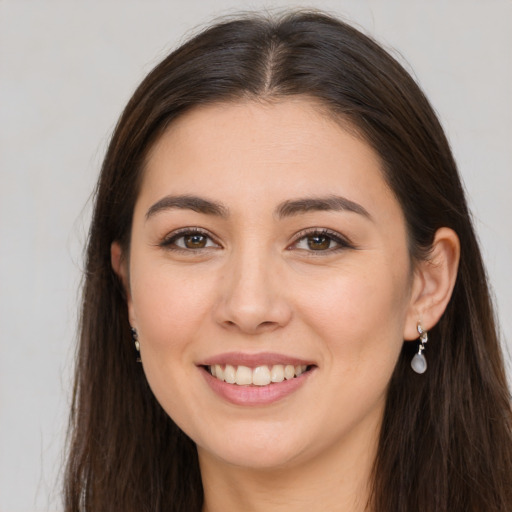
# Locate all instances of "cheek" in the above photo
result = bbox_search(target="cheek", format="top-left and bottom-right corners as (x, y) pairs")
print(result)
(296, 258), (411, 368)
(128, 261), (217, 426)
(292, 260), (411, 436)
(130, 260), (216, 350)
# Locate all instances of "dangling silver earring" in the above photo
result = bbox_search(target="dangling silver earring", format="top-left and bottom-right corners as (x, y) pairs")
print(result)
(131, 327), (142, 363)
(411, 323), (428, 374)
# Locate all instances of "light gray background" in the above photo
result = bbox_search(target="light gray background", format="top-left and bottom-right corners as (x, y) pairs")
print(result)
(1, 1), (511, 511)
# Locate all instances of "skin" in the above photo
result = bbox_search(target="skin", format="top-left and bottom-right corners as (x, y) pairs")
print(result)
(112, 98), (460, 511)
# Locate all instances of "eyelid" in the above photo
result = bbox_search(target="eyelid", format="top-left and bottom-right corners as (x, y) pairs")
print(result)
(288, 228), (355, 252)
(159, 227), (221, 251)
(158, 226), (353, 253)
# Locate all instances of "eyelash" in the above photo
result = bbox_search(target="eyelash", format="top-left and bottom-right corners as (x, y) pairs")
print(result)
(159, 227), (354, 254)
(159, 227), (220, 252)
(289, 228), (354, 254)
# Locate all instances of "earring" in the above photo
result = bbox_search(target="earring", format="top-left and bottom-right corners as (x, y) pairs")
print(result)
(131, 327), (142, 363)
(411, 323), (428, 374)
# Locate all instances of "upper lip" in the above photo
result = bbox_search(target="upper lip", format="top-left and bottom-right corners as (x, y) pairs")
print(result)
(199, 352), (316, 368)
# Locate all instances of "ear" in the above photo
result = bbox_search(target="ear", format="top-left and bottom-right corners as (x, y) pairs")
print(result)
(403, 227), (460, 340)
(111, 241), (136, 326)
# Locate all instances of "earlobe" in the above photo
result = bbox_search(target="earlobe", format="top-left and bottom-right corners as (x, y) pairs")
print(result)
(404, 227), (460, 340)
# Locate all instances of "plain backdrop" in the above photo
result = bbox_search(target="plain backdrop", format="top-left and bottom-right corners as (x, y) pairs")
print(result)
(0, 1), (511, 511)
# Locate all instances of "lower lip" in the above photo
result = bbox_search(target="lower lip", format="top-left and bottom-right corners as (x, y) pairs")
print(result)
(200, 367), (315, 406)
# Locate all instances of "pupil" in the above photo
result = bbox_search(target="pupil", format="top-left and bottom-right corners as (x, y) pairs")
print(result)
(185, 234), (206, 248)
(308, 235), (330, 250)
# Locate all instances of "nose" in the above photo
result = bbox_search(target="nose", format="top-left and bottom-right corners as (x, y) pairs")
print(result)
(213, 248), (292, 335)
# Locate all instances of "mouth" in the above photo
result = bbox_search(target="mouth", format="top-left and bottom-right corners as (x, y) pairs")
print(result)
(204, 363), (313, 386)
(198, 352), (317, 405)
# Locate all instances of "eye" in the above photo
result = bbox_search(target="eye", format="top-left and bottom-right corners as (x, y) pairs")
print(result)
(291, 229), (353, 253)
(160, 228), (220, 251)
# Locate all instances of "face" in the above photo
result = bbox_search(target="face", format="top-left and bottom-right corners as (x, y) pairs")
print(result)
(119, 99), (417, 471)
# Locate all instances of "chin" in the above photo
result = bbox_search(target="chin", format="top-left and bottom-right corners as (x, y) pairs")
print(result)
(208, 447), (300, 471)
(197, 428), (307, 470)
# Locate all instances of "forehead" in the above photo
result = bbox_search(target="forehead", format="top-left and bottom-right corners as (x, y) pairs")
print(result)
(140, 98), (397, 218)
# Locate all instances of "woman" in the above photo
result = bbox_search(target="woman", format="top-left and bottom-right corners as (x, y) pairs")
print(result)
(64, 10), (512, 512)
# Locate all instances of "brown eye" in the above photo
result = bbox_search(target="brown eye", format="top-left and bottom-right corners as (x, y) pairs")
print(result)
(183, 234), (208, 249)
(307, 235), (332, 251)
(161, 229), (219, 251)
(292, 229), (352, 253)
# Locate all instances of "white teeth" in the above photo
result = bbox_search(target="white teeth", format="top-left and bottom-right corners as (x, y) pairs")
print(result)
(253, 366), (271, 386)
(215, 364), (224, 381)
(284, 365), (295, 380)
(270, 364), (284, 383)
(295, 365), (307, 376)
(235, 365), (252, 385)
(209, 363), (309, 385)
(224, 364), (236, 384)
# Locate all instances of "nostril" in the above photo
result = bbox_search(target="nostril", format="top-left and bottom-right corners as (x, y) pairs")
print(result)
(221, 319), (279, 333)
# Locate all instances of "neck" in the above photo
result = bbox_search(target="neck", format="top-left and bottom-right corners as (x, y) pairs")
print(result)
(199, 414), (379, 512)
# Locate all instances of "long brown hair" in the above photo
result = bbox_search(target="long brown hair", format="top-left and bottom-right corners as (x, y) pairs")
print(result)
(65, 11), (512, 511)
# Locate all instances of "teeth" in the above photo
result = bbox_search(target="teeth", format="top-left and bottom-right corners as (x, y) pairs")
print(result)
(270, 364), (284, 383)
(214, 364), (224, 381)
(235, 366), (252, 385)
(284, 364), (295, 380)
(253, 366), (271, 386)
(224, 364), (236, 384)
(208, 363), (309, 386)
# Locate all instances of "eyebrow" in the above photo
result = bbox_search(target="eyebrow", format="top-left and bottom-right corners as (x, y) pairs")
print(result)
(276, 195), (372, 220)
(145, 194), (371, 221)
(145, 194), (229, 220)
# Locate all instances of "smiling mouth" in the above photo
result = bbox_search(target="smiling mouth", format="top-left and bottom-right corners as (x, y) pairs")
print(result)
(205, 364), (312, 386)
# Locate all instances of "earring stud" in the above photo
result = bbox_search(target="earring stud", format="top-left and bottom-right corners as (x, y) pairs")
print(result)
(131, 327), (142, 363)
(411, 323), (428, 374)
